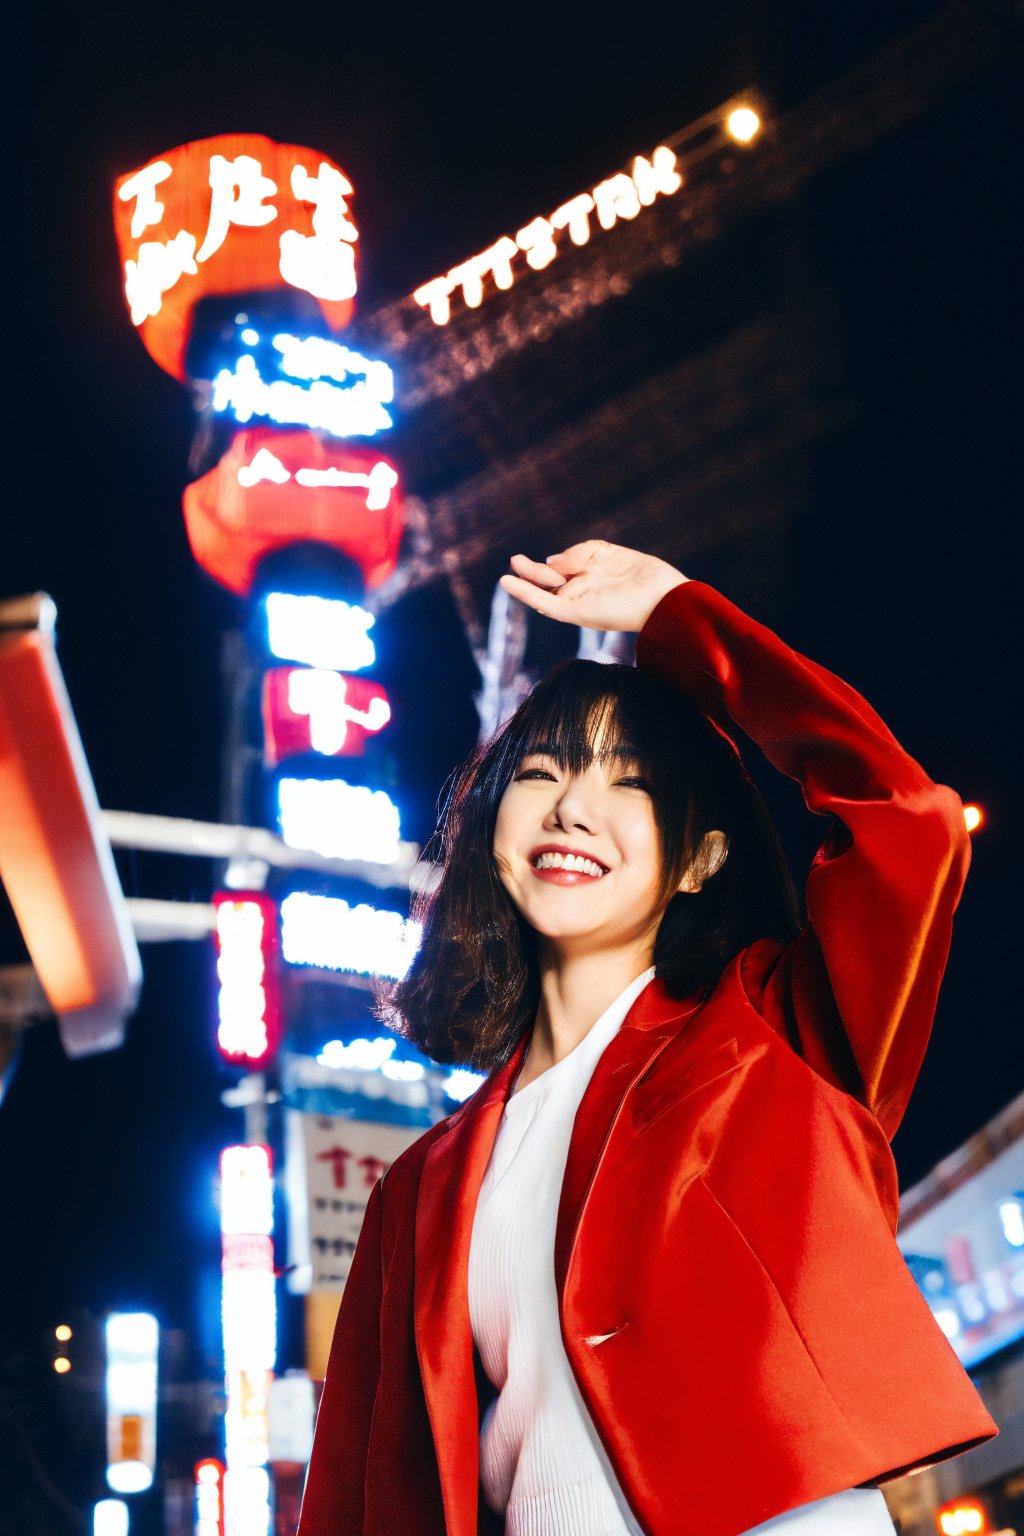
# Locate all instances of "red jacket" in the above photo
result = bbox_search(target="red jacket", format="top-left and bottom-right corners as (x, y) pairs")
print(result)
(298, 582), (996, 1536)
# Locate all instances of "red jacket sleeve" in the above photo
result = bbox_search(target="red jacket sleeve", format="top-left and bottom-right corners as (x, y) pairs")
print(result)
(297, 1177), (383, 1535)
(635, 581), (970, 1140)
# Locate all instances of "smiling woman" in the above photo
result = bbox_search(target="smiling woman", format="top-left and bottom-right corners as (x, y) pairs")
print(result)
(299, 541), (995, 1536)
(389, 655), (798, 1071)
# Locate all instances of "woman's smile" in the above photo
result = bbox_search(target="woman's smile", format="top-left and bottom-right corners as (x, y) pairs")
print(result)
(529, 844), (610, 883)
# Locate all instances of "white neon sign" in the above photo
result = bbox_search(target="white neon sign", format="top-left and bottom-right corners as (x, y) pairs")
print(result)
(313, 1035), (426, 1081)
(93, 1501), (129, 1536)
(221, 1145), (275, 1236)
(281, 892), (421, 979)
(443, 1067), (487, 1102)
(277, 778), (402, 864)
(220, 1145), (276, 1482)
(105, 1312), (159, 1496)
(413, 145), (682, 324)
(264, 592), (376, 672)
(211, 353), (393, 438)
(237, 447), (399, 511)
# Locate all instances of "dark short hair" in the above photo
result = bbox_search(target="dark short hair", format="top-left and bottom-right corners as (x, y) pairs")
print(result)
(381, 659), (799, 1070)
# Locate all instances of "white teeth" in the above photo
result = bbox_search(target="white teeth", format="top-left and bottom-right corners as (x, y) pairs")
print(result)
(533, 851), (606, 877)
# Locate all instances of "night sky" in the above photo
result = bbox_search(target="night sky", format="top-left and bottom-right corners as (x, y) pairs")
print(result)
(4, 0), (1019, 1437)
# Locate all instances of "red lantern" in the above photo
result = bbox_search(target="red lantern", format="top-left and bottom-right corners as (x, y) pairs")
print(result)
(182, 428), (403, 596)
(113, 134), (358, 381)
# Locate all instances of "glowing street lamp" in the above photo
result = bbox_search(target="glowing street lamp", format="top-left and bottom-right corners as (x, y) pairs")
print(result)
(726, 106), (762, 144)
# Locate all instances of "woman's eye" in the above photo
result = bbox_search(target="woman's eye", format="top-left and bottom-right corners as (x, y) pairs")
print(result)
(615, 776), (651, 791)
(515, 768), (557, 781)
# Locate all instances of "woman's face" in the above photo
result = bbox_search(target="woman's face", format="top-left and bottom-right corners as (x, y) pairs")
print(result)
(492, 735), (675, 959)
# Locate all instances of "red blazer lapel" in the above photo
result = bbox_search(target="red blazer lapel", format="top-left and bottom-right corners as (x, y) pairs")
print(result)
(414, 1033), (529, 1536)
(554, 980), (702, 1296)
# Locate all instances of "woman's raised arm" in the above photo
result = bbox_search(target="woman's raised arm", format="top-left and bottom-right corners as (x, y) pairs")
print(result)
(503, 541), (971, 1141)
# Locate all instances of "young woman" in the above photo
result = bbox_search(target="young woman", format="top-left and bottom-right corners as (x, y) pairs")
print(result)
(298, 541), (995, 1536)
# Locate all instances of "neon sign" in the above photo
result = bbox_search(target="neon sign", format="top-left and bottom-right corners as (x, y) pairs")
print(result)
(220, 1145), (276, 1481)
(195, 1459), (226, 1536)
(262, 668), (390, 764)
(238, 446), (398, 507)
(213, 892), (281, 1068)
(413, 144), (682, 325)
(211, 341), (394, 438)
(105, 1312), (159, 1495)
(264, 591), (376, 670)
(113, 135), (358, 379)
(182, 431), (403, 598)
(280, 892), (420, 979)
(276, 777), (402, 864)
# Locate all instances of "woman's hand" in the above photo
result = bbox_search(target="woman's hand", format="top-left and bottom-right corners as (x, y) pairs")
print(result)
(498, 540), (688, 634)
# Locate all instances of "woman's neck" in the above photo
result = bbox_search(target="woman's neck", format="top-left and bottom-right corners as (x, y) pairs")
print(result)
(524, 944), (654, 1080)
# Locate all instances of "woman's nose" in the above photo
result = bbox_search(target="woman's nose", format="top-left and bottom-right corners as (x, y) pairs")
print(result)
(544, 778), (599, 833)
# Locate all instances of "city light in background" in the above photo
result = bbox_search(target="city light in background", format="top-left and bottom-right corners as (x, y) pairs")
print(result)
(725, 104), (762, 142)
(220, 1145), (275, 1534)
(93, 1500), (130, 1536)
(105, 1312), (159, 1496)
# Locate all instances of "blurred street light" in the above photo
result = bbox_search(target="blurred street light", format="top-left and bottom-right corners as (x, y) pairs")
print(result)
(963, 803), (985, 834)
(726, 106), (762, 143)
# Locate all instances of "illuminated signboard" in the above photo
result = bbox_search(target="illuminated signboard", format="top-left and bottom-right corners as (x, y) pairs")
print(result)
(220, 1144), (276, 1477)
(113, 134), (359, 380)
(413, 144), (682, 325)
(195, 1459), (226, 1536)
(213, 892), (281, 1068)
(263, 591), (376, 671)
(262, 668), (390, 765)
(276, 778), (402, 864)
(182, 429), (402, 598)
(211, 330), (394, 437)
(280, 891), (420, 979)
(105, 1312), (159, 1495)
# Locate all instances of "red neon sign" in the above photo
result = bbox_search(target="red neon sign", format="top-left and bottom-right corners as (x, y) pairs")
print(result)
(113, 134), (358, 381)
(262, 668), (390, 765)
(195, 1458), (226, 1536)
(182, 428), (403, 596)
(212, 892), (281, 1068)
(936, 1498), (989, 1535)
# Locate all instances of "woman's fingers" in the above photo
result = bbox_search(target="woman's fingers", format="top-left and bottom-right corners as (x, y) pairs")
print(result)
(508, 552), (566, 590)
(499, 572), (573, 619)
(545, 540), (609, 573)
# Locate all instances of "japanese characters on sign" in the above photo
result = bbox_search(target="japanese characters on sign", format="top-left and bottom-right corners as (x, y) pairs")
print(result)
(181, 428), (403, 597)
(413, 144), (683, 325)
(113, 135), (359, 380)
(285, 1112), (421, 1291)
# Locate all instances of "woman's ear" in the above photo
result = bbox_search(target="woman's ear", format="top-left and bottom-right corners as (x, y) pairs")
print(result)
(677, 830), (730, 893)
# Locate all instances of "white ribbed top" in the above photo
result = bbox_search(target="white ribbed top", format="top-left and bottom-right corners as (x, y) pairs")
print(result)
(467, 967), (896, 1536)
